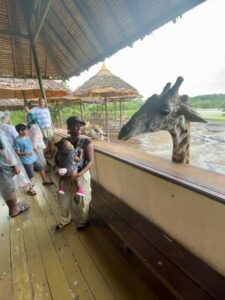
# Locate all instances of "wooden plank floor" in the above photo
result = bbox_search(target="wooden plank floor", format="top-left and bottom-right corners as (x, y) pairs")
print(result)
(0, 175), (157, 300)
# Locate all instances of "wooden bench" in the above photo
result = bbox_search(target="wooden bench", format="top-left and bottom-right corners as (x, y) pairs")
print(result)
(91, 181), (225, 300)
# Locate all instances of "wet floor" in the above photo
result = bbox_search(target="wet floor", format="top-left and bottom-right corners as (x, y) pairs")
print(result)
(108, 121), (225, 175)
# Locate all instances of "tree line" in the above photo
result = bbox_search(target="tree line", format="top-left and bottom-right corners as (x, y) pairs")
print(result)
(189, 94), (225, 110)
(9, 95), (225, 126)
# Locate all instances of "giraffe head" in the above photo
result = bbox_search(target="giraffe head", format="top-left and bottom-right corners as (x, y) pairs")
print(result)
(118, 76), (207, 163)
(82, 121), (106, 140)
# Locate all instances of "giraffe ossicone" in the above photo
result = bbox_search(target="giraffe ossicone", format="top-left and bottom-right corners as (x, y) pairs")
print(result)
(118, 76), (207, 164)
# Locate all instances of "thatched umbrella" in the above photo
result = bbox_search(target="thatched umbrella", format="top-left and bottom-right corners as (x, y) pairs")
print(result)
(74, 63), (140, 97)
(0, 78), (72, 126)
(0, 99), (24, 111)
(73, 64), (141, 137)
(0, 78), (71, 100)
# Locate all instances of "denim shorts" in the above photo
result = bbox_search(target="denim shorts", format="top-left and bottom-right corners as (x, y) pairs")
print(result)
(23, 160), (44, 178)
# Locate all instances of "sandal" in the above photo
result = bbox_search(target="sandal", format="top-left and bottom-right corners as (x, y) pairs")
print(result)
(42, 181), (53, 186)
(27, 190), (37, 196)
(11, 202), (30, 217)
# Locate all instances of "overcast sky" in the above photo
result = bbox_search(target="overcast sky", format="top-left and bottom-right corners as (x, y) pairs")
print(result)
(68, 0), (225, 99)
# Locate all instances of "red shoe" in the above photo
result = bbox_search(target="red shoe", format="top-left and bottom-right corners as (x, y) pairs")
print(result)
(76, 187), (85, 197)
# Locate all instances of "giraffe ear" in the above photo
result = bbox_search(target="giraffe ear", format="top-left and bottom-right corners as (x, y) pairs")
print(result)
(179, 104), (207, 123)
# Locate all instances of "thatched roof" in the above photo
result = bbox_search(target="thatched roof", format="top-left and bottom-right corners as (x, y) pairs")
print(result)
(0, 78), (71, 99)
(0, 0), (205, 79)
(0, 96), (80, 110)
(0, 99), (24, 110)
(73, 64), (141, 100)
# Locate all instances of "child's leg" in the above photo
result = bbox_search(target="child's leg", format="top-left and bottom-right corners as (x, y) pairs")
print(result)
(34, 160), (53, 185)
(58, 178), (65, 194)
(76, 177), (81, 189)
(59, 177), (64, 190)
(72, 171), (85, 196)
(59, 178), (64, 189)
(23, 164), (36, 195)
(72, 170), (79, 188)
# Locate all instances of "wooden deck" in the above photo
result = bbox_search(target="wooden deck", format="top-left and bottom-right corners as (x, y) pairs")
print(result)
(0, 176), (157, 300)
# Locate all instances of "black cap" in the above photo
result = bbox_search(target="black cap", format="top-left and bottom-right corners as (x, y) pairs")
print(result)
(66, 116), (86, 128)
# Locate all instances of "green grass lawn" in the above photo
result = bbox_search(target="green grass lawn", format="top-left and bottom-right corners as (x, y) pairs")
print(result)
(198, 113), (225, 122)
(9, 106), (225, 126)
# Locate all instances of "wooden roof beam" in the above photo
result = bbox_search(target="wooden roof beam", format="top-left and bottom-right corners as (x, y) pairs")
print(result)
(45, 20), (81, 69)
(41, 32), (66, 79)
(30, 39), (46, 99)
(71, 0), (109, 52)
(61, 0), (100, 53)
(14, 0), (26, 78)
(29, 0), (53, 41)
(124, 0), (143, 35)
(104, 0), (127, 39)
(6, 0), (17, 77)
(0, 29), (29, 40)
(50, 8), (91, 61)
(44, 32), (73, 67)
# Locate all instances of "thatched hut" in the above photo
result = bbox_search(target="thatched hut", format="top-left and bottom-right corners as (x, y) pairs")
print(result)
(74, 63), (140, 98)
(73, 64), (142, 133)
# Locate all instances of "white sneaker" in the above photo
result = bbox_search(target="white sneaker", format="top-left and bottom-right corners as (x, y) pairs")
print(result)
(58, 189), (65, 194)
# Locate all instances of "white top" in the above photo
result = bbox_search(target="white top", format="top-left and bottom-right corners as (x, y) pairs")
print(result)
(0, 124), (18, 145)
(31, 107), (52, 129)
(29, 124), (46, 149)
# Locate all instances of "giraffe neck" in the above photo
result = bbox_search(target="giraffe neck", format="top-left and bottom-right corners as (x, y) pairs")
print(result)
(168, 116), (190, 164)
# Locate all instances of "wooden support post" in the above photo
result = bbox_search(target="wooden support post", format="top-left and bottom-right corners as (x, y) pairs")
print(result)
(119, 99), (122, 128)
(73, 103), (76, 115)
(56, 101), (62, 127)
(80, 103), (83, 119)
(104, 97), (109, 142)
(95, 104), (98, 123)
(30, 40), (46, 101)
(96, 104), (100, 124)
(82, 103), (86, 120)
(114, 101), (117, 126)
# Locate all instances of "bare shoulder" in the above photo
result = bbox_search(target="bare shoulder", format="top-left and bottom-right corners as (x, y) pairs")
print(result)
(80, 134), (92, 142)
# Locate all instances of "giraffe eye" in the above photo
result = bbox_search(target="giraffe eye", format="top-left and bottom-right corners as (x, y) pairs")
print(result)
(160, 109), (169, 116)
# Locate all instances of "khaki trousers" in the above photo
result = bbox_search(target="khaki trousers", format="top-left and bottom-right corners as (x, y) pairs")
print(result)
(58, 171), (92, 226)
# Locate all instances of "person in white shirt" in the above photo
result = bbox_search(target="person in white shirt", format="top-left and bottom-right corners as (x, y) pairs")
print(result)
(25, 98), (54, 155)
(0, 110), (18, 145)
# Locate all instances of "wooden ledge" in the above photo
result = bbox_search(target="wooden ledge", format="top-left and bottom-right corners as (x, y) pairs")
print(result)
(54, 129), (225, 204)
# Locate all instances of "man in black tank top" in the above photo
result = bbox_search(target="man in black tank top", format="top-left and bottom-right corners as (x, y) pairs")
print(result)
(56, 116), (94, 230)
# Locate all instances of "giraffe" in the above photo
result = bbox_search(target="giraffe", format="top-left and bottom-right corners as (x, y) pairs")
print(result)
(118, 76), (207, 164)
(82, 121), (107, 140)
